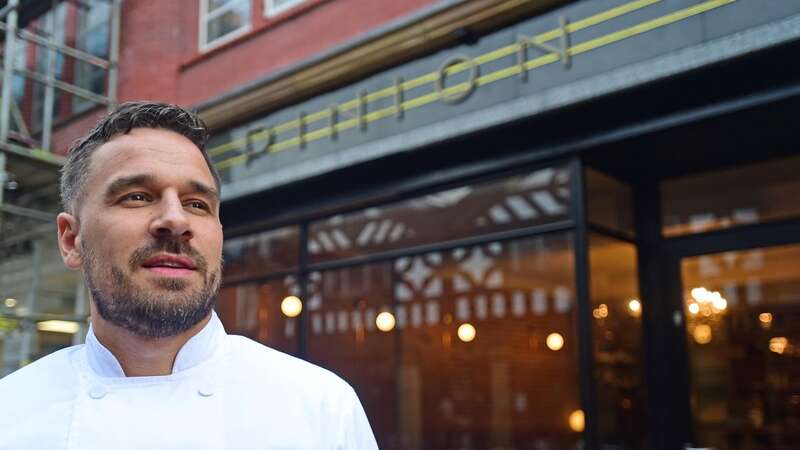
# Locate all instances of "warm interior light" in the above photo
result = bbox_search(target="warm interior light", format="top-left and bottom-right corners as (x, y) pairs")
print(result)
(568, 409), (585, 433)
(691, 287), (710, 303)
(689, 287), (728, 316)
(375, 312), (396, 332)
(592, 304), (608, 319)
(4, 298), (17, 308)
(457, 323), (476, 342)
(546, 332), (564, 351)
(692, 287), (727, 305)
(37, 320), (80, 334)
(769, 337), (788, 354)
(280, 295), (303, 317)
(627, 299), (641, 317)
(759, 312), (773, 324)
(693, 324), (712, 344)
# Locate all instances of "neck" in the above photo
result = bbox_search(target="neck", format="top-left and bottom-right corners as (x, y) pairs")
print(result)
(89, 307), (212, 377)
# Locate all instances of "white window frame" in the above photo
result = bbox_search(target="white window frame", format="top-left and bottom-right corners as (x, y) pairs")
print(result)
(264, 0), (306, 18)
(199, 0), (252, 52)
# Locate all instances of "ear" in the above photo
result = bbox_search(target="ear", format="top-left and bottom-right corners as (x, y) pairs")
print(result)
(57, 212), (82, 270)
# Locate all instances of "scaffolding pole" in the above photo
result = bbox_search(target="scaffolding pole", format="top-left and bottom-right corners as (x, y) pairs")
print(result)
(0, 0), (18, 143)
(0, 151), (5, 207)
(107, 0), (121, 111)
(40, 0), (58, 152)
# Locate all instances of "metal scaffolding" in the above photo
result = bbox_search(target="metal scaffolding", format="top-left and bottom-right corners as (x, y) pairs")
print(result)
(0, 0), (121, 373)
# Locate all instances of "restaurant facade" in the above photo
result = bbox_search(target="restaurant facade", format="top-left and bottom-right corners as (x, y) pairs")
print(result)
(205, 1), (800, 449)
(2, 1), (800, 449)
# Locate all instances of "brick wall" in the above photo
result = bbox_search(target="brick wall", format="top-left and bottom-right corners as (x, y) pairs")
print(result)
(51, 0), (438, 155)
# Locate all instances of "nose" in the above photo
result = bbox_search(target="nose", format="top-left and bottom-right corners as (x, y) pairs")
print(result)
(148, 191), (193, 242)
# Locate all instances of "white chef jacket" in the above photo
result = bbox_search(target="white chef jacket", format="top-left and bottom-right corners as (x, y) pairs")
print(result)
(0, 312), (379, 450)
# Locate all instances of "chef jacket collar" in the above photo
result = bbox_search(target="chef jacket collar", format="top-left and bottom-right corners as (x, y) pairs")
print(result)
(84, 311), (226, 378)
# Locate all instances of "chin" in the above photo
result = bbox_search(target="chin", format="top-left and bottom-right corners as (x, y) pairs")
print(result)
(151, 277), (192, 291)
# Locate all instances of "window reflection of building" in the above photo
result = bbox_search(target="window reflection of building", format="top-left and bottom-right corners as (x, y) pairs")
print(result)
(308, 166), (571, 263)
(73, 0), (111, 113)
(662, 155), (800, 237)
(303, 235), (580, 450)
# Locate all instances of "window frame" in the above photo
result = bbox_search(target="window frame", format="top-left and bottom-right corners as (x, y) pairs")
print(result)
(199, 0), (253, 52)
(264, 0), (306, 18)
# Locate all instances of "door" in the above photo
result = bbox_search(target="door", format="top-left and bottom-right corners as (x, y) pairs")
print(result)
(669, 226), (800, 450)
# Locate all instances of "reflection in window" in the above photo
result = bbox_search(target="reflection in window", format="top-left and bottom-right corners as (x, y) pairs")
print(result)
(589, 234), (645, 449)
(682, 244), (800, 450)
(305, 234), (582, 450)
(222, 226), (299, 282)
(201, 0), (251, 50)
(308, 166), (571, 263)
(216, 277), (299, 355)
(28, 3), (66, 131)
(662, 155), (800, 237)
(73, 0), (110, 113)
(7, 38), (29, 135)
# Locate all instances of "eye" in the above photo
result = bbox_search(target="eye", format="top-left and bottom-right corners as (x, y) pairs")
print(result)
(186, 200), (210, 211)
(121, 192), (151, 203)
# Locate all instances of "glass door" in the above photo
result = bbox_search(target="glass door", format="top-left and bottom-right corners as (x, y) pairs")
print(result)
(678, 243), (800, 450)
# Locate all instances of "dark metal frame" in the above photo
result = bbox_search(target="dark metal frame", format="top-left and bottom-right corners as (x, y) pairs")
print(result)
(570, 157), (598, 448)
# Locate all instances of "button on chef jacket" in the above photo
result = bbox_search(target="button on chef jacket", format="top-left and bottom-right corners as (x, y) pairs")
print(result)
(0, 312), (379, 450)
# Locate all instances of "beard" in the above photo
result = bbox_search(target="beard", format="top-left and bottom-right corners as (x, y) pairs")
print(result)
(82, 238), (221, 338)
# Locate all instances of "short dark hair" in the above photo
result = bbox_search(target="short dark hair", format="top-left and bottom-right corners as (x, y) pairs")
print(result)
(60, 101), (221, 215)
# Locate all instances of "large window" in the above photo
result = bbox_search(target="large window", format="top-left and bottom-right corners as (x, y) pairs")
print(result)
(200, 0), (252, 50)
(216, 161), (650, 450)
(303, 235), (581, 450)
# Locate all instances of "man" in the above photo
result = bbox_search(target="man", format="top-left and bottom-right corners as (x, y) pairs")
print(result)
(0, 102), (379, 450)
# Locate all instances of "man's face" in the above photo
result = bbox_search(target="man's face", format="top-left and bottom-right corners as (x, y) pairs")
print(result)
(67, 128), (223, 338)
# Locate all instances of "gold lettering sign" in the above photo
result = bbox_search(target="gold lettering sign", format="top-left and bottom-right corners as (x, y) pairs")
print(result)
(210, 0), (736, 171)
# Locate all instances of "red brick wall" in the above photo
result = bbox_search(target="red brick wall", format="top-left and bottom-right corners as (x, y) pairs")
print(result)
(52, 0), (438, 155)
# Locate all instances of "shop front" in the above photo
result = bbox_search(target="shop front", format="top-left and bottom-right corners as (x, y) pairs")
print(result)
(204, 1), (800, 449)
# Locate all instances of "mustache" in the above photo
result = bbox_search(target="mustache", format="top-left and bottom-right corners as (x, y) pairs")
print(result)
(128, 239), (208, 274)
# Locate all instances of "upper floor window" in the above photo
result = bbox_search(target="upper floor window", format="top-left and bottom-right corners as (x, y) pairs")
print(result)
(73, 0), (108, 113)
(200, 0), (252, 50)
(265, 0), (306, 17)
